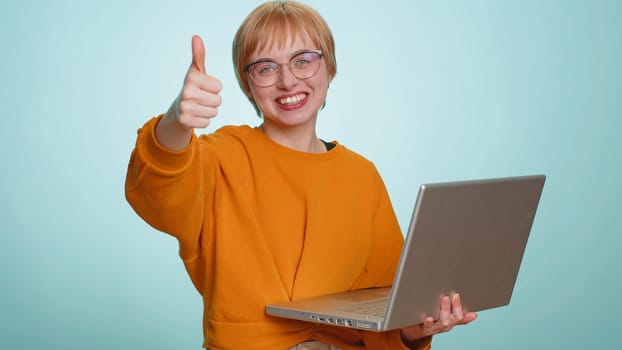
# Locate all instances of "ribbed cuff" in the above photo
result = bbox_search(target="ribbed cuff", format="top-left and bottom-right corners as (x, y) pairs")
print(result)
(137, 115), (197, 174)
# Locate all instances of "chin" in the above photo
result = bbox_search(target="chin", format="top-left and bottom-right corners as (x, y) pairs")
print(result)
(265, 107), (321, 127)
(265, 114), (315, 128)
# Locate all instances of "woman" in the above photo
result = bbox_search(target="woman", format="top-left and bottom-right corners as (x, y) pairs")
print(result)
(125, 1), (476, 349)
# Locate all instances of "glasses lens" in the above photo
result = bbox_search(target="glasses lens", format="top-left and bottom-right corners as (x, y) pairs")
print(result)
(290, 51), (322, 79)
(249, 61), (279, 86)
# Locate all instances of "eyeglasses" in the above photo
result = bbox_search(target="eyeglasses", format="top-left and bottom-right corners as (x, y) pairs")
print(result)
(244, 50), (323, 87)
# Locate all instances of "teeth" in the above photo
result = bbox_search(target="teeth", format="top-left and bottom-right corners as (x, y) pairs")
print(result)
(278, 93), (306, 105)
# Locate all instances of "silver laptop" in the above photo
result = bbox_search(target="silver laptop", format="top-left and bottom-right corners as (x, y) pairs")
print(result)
(266, 175), (546, 331)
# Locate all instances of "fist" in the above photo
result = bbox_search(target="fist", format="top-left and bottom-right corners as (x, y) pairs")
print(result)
(174, 35), (223, 129)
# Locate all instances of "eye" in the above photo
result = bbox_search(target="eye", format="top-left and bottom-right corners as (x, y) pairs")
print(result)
(293, 53), (315, 67)
(253, 62), (278, 75)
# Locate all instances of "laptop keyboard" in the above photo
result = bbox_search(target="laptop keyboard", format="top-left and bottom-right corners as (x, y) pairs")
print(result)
(338, 298), (388, 318)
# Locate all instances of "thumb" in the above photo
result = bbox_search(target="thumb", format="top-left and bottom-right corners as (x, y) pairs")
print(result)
(191, 35), (206, 73)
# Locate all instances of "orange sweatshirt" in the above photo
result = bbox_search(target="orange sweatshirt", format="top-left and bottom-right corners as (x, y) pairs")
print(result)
(125, 116), (432, 350)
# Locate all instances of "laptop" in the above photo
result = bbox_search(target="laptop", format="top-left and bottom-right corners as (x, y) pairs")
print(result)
(266, 175), (546, 331)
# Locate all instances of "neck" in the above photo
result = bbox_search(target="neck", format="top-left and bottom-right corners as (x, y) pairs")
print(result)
(260, 121), (326, 153)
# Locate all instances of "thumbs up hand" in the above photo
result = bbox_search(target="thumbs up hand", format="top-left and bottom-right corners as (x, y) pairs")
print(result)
(157, 35), (223, 150)
(177, 35), (222, 128)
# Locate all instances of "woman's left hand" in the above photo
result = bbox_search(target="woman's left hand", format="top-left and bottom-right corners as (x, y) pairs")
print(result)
(400, 293), (478, 342)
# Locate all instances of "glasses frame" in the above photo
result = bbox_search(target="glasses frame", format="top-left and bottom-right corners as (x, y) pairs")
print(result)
(244, 50), (324, 87)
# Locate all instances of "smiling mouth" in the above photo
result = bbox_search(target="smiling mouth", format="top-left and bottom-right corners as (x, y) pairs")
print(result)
(278, 93), (307, 105)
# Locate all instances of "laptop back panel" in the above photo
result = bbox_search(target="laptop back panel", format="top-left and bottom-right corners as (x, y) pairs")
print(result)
(384, 175), (545, 329)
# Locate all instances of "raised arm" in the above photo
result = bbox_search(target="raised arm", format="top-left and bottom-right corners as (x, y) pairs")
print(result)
(125, 35), (223, 255)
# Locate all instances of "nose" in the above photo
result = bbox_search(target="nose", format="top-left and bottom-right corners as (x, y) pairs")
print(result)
(276, 64), (298, 89)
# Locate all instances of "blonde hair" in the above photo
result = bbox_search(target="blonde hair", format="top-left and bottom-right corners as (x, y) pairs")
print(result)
(232, 1), (337, 115)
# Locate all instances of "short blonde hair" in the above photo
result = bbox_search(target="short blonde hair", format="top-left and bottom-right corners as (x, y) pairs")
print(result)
(232, 1), (337, 114)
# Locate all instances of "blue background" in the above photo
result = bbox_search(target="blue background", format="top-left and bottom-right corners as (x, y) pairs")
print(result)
(1, 0), (620, 349)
